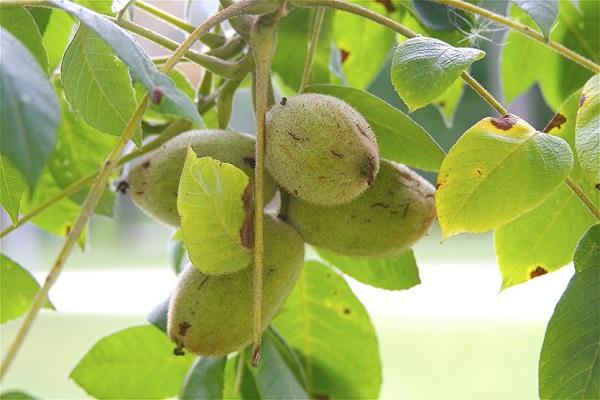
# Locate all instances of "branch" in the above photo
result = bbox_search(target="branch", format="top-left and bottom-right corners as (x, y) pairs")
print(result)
(0, 0), (269, 379)
(299, 6), (326, 93)
(435, 0), (600, 74)
(294, 0), (508, 116)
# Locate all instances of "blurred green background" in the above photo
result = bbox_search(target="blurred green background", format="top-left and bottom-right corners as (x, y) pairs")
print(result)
(1, 1), (571, 398)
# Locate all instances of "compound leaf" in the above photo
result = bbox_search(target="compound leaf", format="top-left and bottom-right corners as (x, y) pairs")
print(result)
(391, 37), (484, 112)
(436, 115), (573, 238)
(178, 150), (252, 275)
(70, 325), (194, 399)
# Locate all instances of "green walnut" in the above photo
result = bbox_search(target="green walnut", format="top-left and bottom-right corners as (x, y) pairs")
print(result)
(288, 160), (436, 257)
(128, 129), (277, 227)
(265, 93), (380, 206)
(167, 214), (304, 356)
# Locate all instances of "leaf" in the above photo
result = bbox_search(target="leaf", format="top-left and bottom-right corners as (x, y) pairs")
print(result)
(495, 89), (597, 289)
(244, 332), (310, 399)
(0, 392), (36, 400)
(274, 261), (382, 399)
(70, 325), (195, 399)
(391, 37), (485, 112)
(317, 247), (420, 291)
(146, 298), (169, 334)
(0, 157), (27, 225)
(61, 26), (140, 142)
(42, 10), (74, 72)
(0, 28), (60, 189)
(411, 0), (469, 32)
(167, 238), (187, 275)
(180, 357), (227, 400)
(222, 355), (260, 400)
(538, 224), (600, 399)
(0, 254), (53, 324)
(49, 0), (202, 127)
(47, 92), (118, 217)
(178, 150), (252, 275)
(512, 0), (558, 39)
(575, 74), (600, 187)
(0, 6), (48, 72)
(306, 84), (445, 172)
(436, 115), (573, 238)
(273, 7), (334, 93)
(433, 77), (464, 127)
(334, 0), (395, 89)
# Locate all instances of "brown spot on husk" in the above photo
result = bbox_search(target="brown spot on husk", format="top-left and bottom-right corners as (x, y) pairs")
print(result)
(529, 266), (547, 279)
(330, 149), (343, 158)
(142, 160), (151, 169)
(240, 185), (254, 249)
(243, 157), (256, 168)
(371, 202), (390, 209)
(543, 113), (567, 133)
(178, 321), (191, 336)
(491, 115), (518, 130)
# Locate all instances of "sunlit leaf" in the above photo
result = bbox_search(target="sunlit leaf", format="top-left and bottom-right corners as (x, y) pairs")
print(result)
(0, 28), (59, 188)
(61, 26), (140, 143)
(306, 84), (445, 171)
(178, 150), (252, 275)
(391, 37), (484, 112)
(0, 157), (27, 225)
(512, 0), (558, 39)
(575, 74), (600, 188)
(495, 90), (596, 289)
(275, 261), (381, 399)
(317, 247), (420, 291)
(180, 356), (227, 400)
(0, 6), (48, 72)
(538, 224), (600, 398)
(42, 10), (74, 72)
(0, 254), (53, 324)
(70, 325), (195, 399)
(436, 115), (573, 238)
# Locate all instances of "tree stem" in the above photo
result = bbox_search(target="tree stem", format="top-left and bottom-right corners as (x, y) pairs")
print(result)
(564, 177), (600, 222)
(436, 0), (600, 74)
(299, 7), (325, 93)
(0, 0), (265, 379)
(296, 0), (507, 116)
(249, 9), (282, 367)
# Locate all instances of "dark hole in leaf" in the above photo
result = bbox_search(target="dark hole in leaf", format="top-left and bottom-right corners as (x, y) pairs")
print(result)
(529, 266), (548, 279)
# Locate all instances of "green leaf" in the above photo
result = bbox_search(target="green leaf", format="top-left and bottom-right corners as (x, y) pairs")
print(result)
(433, 77), (464, 128)
(273, 7), (334, 93)
(178, 150), (252, 275)
(222, 356), (260, 400)
(49, 0), (202, 127)
(391, 37), (485, 112)
(47, 93), (118, 217)
(167, 238), (187, 275)
(70, 325), (195, 399)
(334, 0), (395, 89)
(0, 28), (60, 189)
(0, 6), (48, 72)
(512, 0), (558, 39)
(495, 90), (597, 289)
(0, 254), (52, 324)
(42, 10), (74, 72)
(180, 357), (227, 400)
(146, 298), (169, 333)
(275, 261), (381, 399)
(0, 157), (27, 225)
(245, 333), (310, 399)
(317, 247), (420, 291)
(575, 74), (600, 187)
(538, 224), (600, 399)
(306, 84), (445, 172)
(0, 392), (36, 400)
(411, 0), (469, 32)
(61, 26), (140, 142)
(436, 115), (573, 238)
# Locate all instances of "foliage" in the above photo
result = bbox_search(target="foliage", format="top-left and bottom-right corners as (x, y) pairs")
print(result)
(0, 0), (598, 399)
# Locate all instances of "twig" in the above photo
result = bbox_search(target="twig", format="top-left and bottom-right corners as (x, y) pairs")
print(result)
(564, 177), (600, 222)
(299, 7), (326, 93)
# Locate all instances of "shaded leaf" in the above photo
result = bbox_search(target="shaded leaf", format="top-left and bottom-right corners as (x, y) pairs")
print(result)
(178, 150), (252, 275)
(61, 26), (140, 142)
(575, 74), (600, 187)
(0, 6), (48, 72)
(512, 0), (558, 39)
(436, 115), (573, 238)
(0, 28), (59, 188)
(0, 157), (27, 225)
(275, 261), (381, 400)
(495, 90), (596, 289)
(180, 356), (227, 400)
(306, 84), (445, 171)
(70, 325), (195, 399)
(0, 392), (36, 400)
(538, 224), (600, 398)
(222, 355), (260, 400)
(0, 254), (53, 324)
(50, 0), (202, 127)
(391, 37), (485, 112)
(146, 298), (169, 334)
(317, 247), (420, 291)
(411, 0), (469, 32)
(433, 77), (464, 127)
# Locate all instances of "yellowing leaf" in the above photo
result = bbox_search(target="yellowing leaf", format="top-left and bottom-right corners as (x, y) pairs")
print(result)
(177, 148), (252, 275)
(575, 74), (600, 187)
(436, 115), (573, 238)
